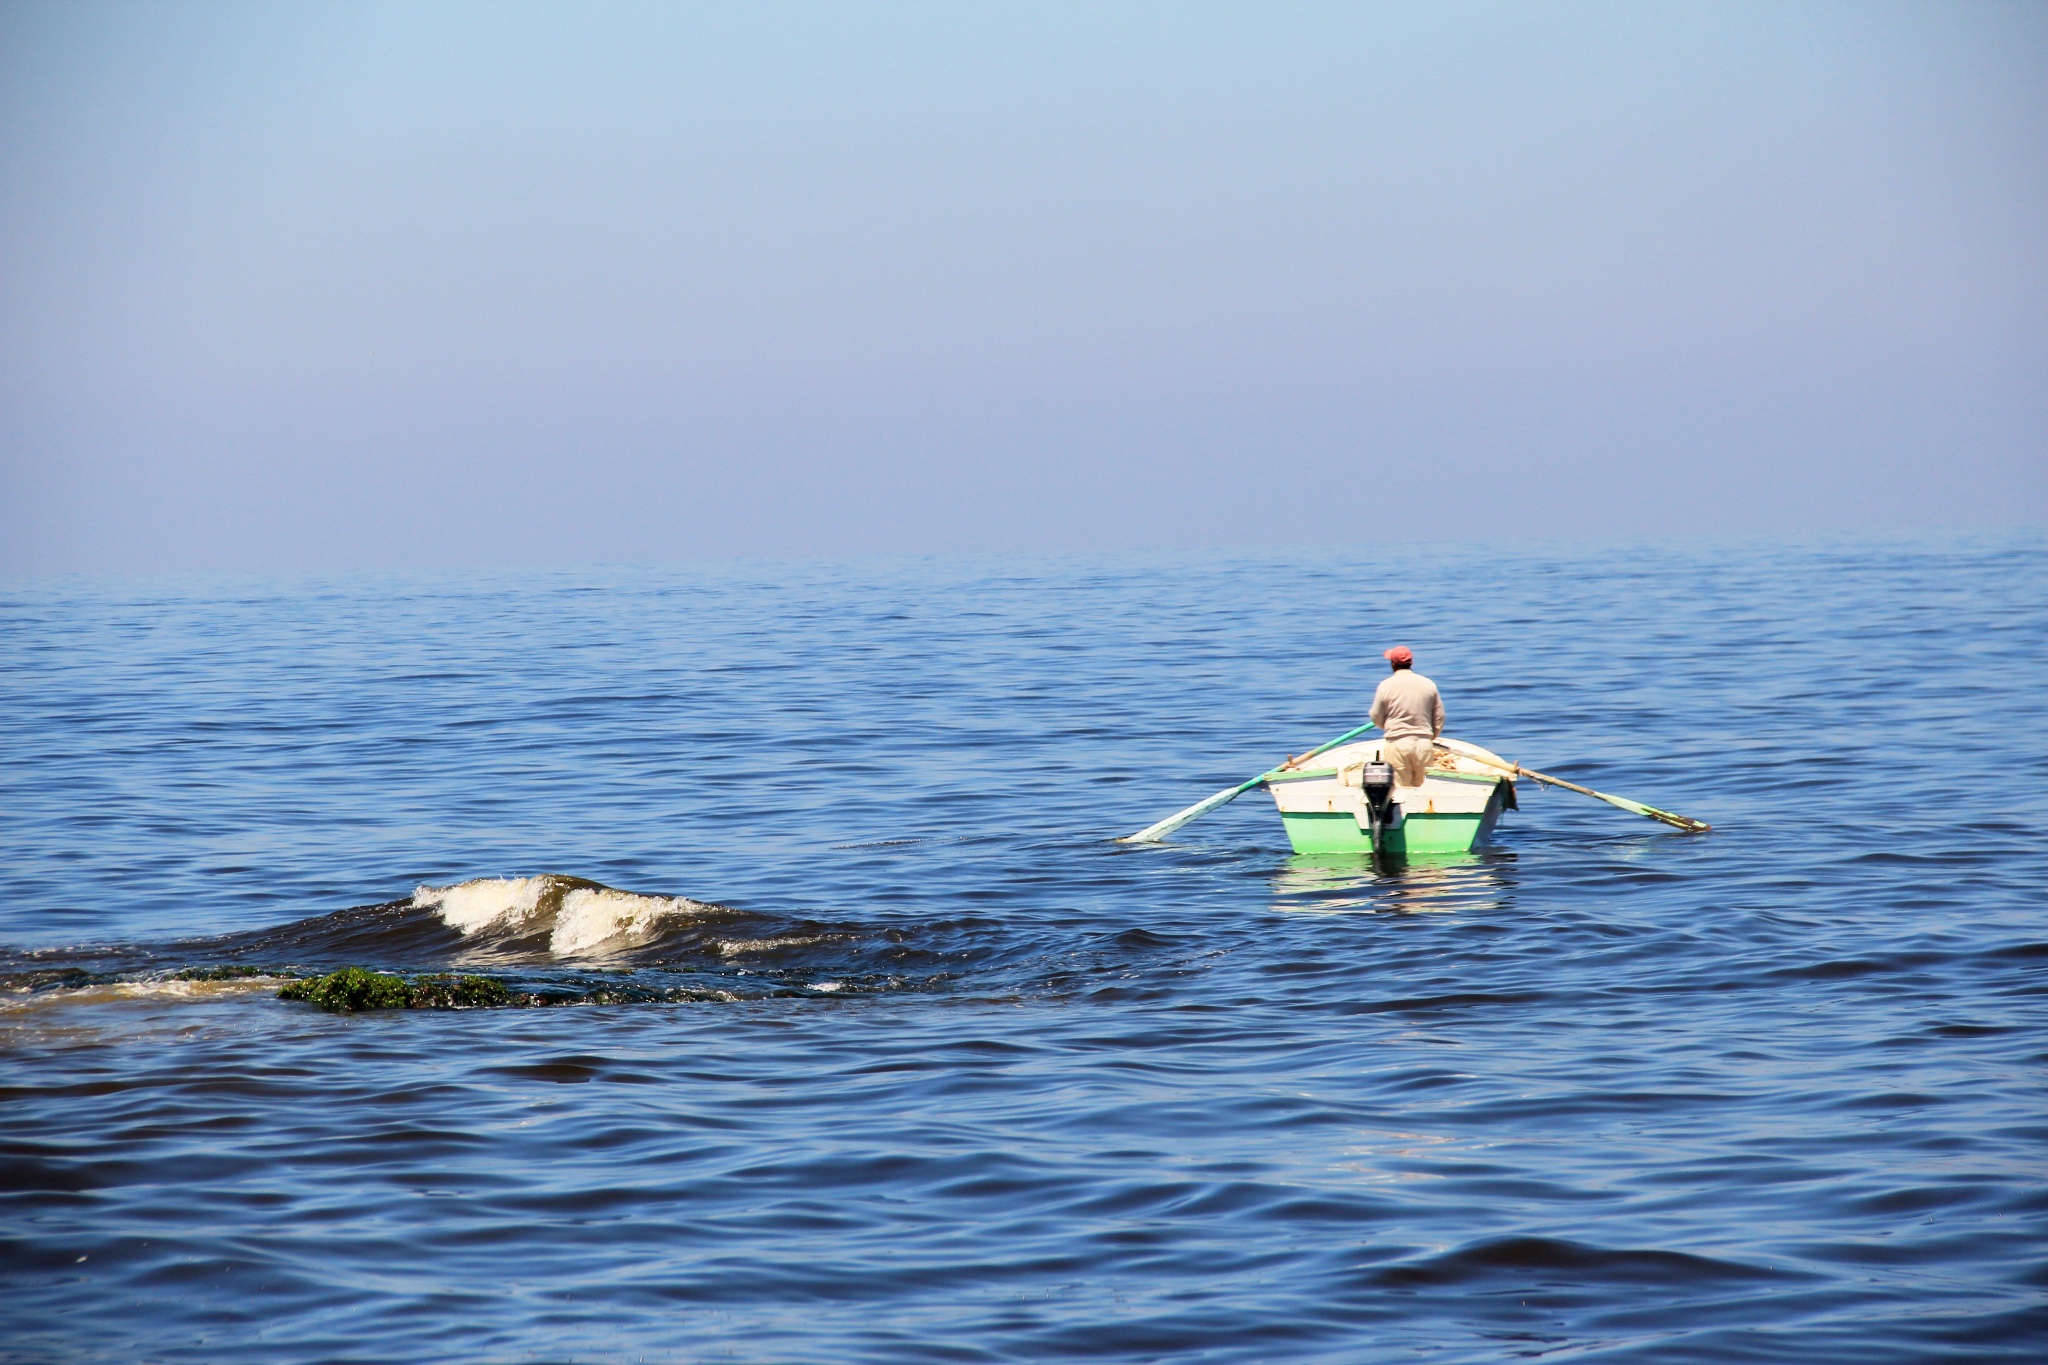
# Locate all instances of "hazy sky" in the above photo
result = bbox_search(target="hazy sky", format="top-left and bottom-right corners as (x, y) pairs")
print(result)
(2, 0), (2042, 574)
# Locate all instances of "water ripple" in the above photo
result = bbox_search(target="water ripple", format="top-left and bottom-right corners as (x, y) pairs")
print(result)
(2, 536), (2044, 1361)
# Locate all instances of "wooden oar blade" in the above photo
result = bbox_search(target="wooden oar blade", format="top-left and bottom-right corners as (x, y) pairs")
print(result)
(1634, 802), (1711, 834)
(1118, 783), (1249, 843)
(1590, 788), (1711, 833)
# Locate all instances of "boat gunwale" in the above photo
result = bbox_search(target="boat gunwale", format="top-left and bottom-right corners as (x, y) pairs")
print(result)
(1266, 767), (1506, 788)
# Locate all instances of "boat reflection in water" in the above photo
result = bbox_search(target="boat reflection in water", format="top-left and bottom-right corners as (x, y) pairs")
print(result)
(1268, 849), (1515, 917)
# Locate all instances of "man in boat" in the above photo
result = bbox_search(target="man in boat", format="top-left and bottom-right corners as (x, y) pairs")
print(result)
(1370, 645), (1444, 790)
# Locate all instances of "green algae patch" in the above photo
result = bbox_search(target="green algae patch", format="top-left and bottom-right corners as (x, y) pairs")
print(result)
(279, 967), (412, 1011)
(273, 968), (776, 1011)
(277, 968), (518, 1012)
(406, 974), (512, 1009)
(174, 965), (274, 982)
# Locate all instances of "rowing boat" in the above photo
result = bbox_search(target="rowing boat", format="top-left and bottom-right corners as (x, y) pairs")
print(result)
(1265, 737), (1518, 855)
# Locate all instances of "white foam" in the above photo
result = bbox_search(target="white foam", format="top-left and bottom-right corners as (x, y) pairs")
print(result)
(0, 978), (284, 1015)
(415, 875), (715, 958)
(717, 934), (827, 957)
(552, 887), (689, 957)
(414, 876), (549, 935)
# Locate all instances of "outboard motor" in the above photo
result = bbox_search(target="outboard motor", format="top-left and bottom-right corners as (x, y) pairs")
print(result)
(1361, 760), (1397, 848)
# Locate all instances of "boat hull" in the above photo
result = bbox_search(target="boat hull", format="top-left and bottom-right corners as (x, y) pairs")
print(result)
(1266, 739), (1514, 857)
(1278, 804), (1501, 855)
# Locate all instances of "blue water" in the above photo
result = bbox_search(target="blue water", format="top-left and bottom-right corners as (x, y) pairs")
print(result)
(3, 535), (2044, 1363)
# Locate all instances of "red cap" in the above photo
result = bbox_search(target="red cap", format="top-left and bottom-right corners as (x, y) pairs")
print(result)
(1383, 646), (1413, 665)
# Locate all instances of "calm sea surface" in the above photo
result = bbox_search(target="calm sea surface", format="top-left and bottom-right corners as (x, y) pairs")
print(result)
(2, 535), (2043, 1363)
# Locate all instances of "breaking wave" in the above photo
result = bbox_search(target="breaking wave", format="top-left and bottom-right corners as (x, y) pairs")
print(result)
(0, 872), (1145, 1011)
(412, 875), (723, 959)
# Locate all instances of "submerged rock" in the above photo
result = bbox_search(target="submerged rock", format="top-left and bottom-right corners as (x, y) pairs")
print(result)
(278, 967), (410, 1011)
(405, 973), (513, 1009)
(174, 965), (273, 982)
(277, 968), (512, 1012)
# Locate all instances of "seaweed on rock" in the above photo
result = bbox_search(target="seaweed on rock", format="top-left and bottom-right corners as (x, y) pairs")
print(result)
(405, 973), (513, 1009)
(277, 968), (513, 1012)
(278, 967), (412, 1011)
(174, 965), (275, 982)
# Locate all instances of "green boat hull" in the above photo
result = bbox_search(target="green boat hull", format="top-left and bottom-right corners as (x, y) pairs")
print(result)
(1262, 737), (1516, 857)
(1279, 808), (1496, 856)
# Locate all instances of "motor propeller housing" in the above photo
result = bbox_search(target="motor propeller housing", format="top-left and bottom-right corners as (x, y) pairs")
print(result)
(1358, 759), (1398, 848)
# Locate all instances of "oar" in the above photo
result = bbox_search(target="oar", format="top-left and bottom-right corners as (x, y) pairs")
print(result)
(1434, 738), (1710, 833)
(1119, 722), (1378, 843)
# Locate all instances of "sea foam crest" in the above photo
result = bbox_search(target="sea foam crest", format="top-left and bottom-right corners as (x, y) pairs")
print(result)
(412, 875), (716, 958)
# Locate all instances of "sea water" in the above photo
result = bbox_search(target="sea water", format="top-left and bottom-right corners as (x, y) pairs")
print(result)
(2, 535), (2043, 1362)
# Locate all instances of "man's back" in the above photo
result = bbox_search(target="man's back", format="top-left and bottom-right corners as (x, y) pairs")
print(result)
(1371, 669), (1444, 743)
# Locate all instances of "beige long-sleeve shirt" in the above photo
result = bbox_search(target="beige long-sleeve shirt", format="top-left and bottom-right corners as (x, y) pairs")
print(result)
(1370, 669), (1444, 742)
